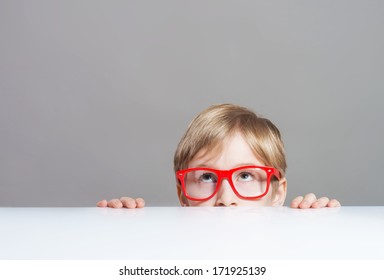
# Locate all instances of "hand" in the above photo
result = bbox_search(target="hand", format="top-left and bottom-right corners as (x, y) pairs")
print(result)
(290, 193), (341, 209)
(96, 197), (145, 209)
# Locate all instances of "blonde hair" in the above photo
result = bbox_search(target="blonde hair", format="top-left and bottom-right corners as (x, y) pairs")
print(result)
(173, 104), (287, 181)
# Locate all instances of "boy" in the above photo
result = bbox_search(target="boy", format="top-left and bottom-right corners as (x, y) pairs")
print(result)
(97, 104), (340, 209)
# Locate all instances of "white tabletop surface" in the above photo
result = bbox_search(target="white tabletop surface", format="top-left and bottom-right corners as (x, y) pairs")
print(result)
(1, 206), (383, 260)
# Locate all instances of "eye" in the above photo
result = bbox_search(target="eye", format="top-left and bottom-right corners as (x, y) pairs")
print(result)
(199, 173), (217, 183)
(238, 172), (253, 182)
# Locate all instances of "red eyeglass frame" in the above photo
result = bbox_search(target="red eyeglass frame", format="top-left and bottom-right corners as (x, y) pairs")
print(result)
(176, 165), (281, 201)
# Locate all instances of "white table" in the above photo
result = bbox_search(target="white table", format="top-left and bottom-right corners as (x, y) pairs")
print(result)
(1, 207), (383, 259)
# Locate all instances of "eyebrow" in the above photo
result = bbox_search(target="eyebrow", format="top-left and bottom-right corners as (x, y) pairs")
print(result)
(193, 162), (262, 169)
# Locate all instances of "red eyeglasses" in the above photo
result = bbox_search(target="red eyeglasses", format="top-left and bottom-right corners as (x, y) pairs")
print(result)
(176, 165), (281, 201)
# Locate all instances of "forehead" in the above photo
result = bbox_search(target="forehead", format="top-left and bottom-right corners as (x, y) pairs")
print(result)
(188, 132), (264, 169)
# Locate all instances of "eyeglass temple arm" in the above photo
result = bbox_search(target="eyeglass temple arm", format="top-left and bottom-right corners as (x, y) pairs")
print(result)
(271, 168), (281, 180)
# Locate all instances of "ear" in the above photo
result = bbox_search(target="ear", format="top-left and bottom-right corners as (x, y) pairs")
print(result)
(176, 184), (188, 206)
(272, 177), (287, 206)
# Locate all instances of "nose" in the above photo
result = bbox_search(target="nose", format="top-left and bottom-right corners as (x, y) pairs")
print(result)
(215, 179), (238, 207)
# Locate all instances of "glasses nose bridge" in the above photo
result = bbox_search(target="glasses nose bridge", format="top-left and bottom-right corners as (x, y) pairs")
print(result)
(217, 170), (234, 185)
(215, 170), (237, 199)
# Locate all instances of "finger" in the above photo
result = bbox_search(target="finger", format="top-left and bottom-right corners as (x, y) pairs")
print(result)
(327, 199), (341, 207)
(135, 198), (145, 208)
(107, 199), (123, 208)
(120, 197), (137, 209)
(299, 193), (317, 209)
(312, 197), (330, 208)
(96, 200), (108, 207)
(290, 196), (304, 208)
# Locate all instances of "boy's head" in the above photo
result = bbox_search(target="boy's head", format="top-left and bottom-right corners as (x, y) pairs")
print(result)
(174, 104), (287, 207)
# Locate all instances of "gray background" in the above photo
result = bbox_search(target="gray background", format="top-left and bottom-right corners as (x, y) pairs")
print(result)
(1, 0), (383, 206)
